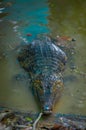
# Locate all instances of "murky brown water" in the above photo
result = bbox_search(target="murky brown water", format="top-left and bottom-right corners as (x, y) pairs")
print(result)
(0, 0), (86, 115)
(0, 21), (39, 112)
(48, 0), (86, 114)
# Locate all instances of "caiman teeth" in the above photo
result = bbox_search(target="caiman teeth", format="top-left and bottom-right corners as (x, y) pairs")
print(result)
(43, 110), (52, 115)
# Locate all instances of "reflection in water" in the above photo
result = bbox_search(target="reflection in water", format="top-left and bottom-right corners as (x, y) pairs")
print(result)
(48, 0), (86, 114)
(0, 0), (86, 115)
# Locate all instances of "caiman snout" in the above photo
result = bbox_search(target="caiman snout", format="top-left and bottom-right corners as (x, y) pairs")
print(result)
(42, 104), (52, 115)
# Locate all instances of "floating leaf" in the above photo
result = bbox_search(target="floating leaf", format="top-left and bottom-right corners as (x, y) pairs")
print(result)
(25, 117), (32, 122)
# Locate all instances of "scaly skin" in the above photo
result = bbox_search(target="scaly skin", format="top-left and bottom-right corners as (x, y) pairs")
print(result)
(18, 36), (67, 114)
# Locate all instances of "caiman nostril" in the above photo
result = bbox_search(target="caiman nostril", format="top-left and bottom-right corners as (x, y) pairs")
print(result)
(44, 106), (49, 110)
(43, 105), (52, 115)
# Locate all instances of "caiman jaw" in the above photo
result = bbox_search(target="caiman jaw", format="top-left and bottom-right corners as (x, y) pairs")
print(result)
(43, 110), (52, 115)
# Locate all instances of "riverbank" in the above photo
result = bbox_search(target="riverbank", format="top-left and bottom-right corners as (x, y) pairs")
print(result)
(0, 106), (86, 130)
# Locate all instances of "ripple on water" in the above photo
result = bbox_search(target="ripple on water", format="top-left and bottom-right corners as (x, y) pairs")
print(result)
(71, 91), (86, 111)
(78, 103), (84, 108)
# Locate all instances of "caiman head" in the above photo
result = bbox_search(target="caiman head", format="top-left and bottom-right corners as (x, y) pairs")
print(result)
(32, 73), (63, 115)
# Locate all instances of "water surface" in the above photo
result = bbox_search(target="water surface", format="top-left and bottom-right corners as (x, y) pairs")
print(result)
(0, 0), (86, 115)
(48, 0), (86, 114)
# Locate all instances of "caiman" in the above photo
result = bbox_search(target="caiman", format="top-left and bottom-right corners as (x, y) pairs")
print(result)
(18, 36), (67, 114)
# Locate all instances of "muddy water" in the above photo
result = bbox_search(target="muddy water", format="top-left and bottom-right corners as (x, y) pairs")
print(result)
(0, 20), (39, 112)
(0, 0), (86, 115)
(48, 0), (86, 115)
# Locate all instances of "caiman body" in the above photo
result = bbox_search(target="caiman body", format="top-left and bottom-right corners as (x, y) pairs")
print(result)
(18, 37), (67, 114)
